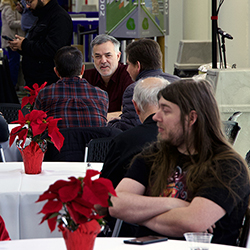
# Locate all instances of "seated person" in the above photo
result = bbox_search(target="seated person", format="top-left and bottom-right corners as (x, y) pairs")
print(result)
(101, 77), (169, 188)
(83, 34), (134, 113)
(108, 38), (179, 131)
(34, 46), (109, 129)
(0, 114), (22, 162)
(109, 79), (250, 246)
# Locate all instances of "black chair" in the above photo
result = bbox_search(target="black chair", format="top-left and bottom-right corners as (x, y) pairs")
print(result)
(84, 137), (113, 162)
(237, 206), (250, 247)
(44, 126), (122, 162)
(222, 120), (241, 145)
(0, 103), (21, 123)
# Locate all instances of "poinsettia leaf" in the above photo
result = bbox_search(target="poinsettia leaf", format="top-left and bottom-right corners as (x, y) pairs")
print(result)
(93, 178), (117, 196)
(48, 179), (72, 192)
(70, 201), (93, 218)
(36, 192), (58, 202)
(58, 180), (81, 202)
(47, 214), (58, 232)
(40, 200), (62, 214)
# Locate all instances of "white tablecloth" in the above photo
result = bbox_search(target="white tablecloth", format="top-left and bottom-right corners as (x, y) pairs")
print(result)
(0, 162), (103, 240)
(0, 237), (245, 250)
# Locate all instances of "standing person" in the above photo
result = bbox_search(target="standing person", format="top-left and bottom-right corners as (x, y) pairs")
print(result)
(108, 38), (179, 131)
(0, 0), (25, 88)
(109, 79), (250, 245)
(9, 0), (73, 87)
(83, 34), (134, 113)
(15, 0), (37, 32)
(34, 46), (109, 129)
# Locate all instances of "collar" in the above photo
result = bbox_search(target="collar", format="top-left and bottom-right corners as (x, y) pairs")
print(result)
(136, 69), (163, 81)
(96, 62), (124, 86)
(143, 114), (156, 125)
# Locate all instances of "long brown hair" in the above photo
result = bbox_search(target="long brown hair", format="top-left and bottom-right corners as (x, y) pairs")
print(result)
(139, 79), (249, 203)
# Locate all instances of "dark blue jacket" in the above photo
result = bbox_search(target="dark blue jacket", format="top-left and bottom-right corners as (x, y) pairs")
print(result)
(108, 69), (179, 131)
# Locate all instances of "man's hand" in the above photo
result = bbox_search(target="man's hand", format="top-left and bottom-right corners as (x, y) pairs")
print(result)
(15, 2), (23, 13)
(94, 204), (108, 217)
(9, 35), (25, 51)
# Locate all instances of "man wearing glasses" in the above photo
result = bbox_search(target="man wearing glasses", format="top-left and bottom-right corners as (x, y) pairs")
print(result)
(9, 0), (73, 88)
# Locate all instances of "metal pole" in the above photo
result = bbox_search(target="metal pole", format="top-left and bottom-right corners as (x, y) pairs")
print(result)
(212, 0), (217, 68)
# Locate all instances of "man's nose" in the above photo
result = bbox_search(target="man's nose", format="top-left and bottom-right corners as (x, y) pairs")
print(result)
(100, 56), (107, 63)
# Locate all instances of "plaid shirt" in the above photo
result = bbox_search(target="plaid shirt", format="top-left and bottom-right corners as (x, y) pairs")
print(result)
(34, 77), (109, 129)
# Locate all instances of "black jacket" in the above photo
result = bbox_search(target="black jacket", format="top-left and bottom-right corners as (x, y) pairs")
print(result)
(21, 0), (73, 87)
(101, 114), (158, 188)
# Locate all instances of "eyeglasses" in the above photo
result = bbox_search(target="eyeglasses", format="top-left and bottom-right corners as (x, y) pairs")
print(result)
(25, 0), (34, 6)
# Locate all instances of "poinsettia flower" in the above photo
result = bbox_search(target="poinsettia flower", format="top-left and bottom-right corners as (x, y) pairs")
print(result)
(37, 171), (116, 232)
(27, 110), (48, 137)
(21, 82), (47, 108)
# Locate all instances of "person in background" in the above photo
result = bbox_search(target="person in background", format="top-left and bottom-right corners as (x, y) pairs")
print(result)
(109, 79), (250, 246)
(0, 0), (25, 88)
(108, 38), (179, 131)
(83, 34), (134, 113)
(9, 0), (73, 87)
(34, 46), (109, 129)
(0, 114), (22, 162)
(100, 77), (169, 237)
(15, 0), (37, 32)
(101, 77), (169, 189)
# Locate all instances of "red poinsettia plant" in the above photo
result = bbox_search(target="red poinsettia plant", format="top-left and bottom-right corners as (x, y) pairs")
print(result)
(21, 82), (47, 111)
(9, 82), (64, 152)
(9, 109), (64, 152)
(36, 169), (116, 232)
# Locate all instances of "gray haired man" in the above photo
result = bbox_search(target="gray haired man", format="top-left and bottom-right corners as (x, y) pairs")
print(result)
(83, 34), (134, 112)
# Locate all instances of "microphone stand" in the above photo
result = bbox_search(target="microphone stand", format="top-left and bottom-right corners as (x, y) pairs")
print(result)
(221, 35), (227, 68)
(217, 28), (233, 69)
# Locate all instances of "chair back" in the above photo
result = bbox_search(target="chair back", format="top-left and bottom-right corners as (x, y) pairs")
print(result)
(0, 103), (21, 124)
(84, 137), (113, 162)
(237, 206), (250, 247)
(44, 126), (122, 162)
(222, 120), (241, 145)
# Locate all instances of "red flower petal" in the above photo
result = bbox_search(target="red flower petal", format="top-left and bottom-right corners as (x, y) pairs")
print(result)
(40, 200), (62, 214)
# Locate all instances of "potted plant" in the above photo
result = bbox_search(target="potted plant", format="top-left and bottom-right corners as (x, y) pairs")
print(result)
(36, 169), (116, 250)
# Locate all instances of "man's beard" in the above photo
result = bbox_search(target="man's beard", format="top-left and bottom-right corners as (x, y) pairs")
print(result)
(30, 0), (45, 11)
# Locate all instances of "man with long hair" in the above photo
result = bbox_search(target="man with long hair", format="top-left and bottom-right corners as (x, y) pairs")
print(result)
(109, 78), (250, 245)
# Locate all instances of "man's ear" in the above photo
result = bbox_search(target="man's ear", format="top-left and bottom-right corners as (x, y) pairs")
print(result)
(132, 100), (140, 116)
(136, 61), (141, 72)
(54, 67), (60, 78)
(117, 51), (121, 61)
(189, 110), (198, 127)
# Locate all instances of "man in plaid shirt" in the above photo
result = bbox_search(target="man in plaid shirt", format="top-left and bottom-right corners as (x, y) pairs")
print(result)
(34, 46), (109, 129)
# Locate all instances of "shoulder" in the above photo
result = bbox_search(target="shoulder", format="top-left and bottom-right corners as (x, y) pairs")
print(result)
(124, 82), (136, 94)
(83, 79), (108, 97)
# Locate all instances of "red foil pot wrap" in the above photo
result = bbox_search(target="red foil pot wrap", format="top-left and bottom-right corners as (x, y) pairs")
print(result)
(19, 141), (45, 174)
(62, 220), (101, 250)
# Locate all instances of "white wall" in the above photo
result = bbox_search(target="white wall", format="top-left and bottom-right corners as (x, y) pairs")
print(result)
(218, 0), (250, 68)
(164, 0), (183, 74)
